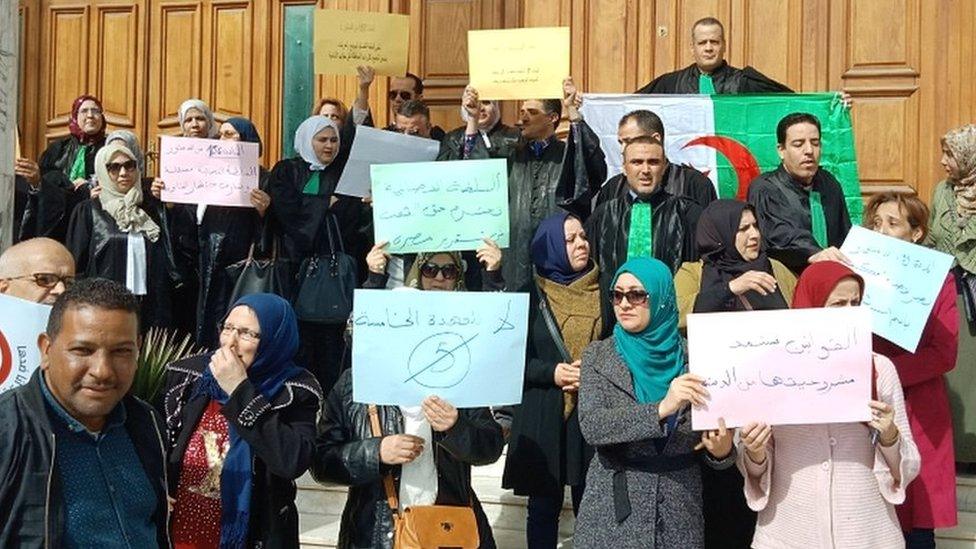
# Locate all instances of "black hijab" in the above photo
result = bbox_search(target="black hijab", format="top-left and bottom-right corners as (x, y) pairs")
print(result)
(696, 199), (787, 311)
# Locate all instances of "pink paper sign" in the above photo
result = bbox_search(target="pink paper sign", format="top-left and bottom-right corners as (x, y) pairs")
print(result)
(688, 307), (873, 430)
(159, 135), (259, 207)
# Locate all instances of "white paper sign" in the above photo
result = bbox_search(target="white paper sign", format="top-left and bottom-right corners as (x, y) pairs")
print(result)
(335, 125), (440, 198)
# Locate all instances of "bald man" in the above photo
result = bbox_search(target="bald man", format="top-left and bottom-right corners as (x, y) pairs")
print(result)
(0, 238), (76, 304)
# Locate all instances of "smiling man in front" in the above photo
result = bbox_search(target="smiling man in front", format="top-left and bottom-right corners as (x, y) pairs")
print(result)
(747, 112), (853, 274)
(0, 278), (168, 548)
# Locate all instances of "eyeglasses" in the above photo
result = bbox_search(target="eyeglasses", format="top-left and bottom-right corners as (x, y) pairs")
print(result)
(1, 272), (75, 289)
(106, 160), (137, 175)
(419, 262), (460, 280)
(609, 289), (650, 306)
(218, 322), (261, 342)
(388, 90), (414, 101)
(78, 108), (103, 117)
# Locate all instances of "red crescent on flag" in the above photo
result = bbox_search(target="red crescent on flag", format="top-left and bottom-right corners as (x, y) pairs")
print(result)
(682, 135), (761, 200)
(0, 330), (12, 387)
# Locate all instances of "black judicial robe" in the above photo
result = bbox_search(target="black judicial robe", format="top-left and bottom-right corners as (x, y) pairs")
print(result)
(594, 162), (717, 209)
(20, 136), (104, 242)
(467, 121), (607, 292)
(636, 61), (792, 94)
(437, 122), (521, 161)
(585, 186), (701, 336)
(193, 169), (272, 350)
(66, 197), (177, 330)
(746, 165), (852, 273)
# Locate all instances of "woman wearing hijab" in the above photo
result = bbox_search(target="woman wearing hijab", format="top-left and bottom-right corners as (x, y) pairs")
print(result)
(165, 293), (321, 548)
(438, 85), (520, 161)
(65, 142), (176, 329)
(574, 257), (736, 548)
(676, 199), (796, 548)
(269, 115), (369, 395)
(20, 94), (107, 241)
(930, 123), (976, 468)
(865, 193), (958, 546)
(502, 212), (600, 548)
(363, 238), (504, 292)
(737, 261), (920, 549)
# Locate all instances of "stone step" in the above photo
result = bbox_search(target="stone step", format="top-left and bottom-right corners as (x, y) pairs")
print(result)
(936, 474), (976, 548)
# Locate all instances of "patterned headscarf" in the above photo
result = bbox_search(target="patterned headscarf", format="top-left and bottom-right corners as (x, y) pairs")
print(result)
(942, 124), (976, 216)
(405, 252), (466, 291)
(68, 94), (105, 144)
(105, 130), (145, 174)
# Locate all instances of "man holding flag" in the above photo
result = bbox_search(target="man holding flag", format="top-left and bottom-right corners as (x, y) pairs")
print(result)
(748, 113), (852, 273)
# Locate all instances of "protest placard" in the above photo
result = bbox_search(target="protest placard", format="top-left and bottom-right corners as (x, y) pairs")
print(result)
(841, 226), (954, 352)
(314, 9), (409, 76)
(371, 158), (510, 253)
(0, 294), (51, 394)
(159, 136), (259, 207)
(351, 289), (529, 407)
(468, 27), (569, 100)
(687, 306), (873, 430)
(334, 125), (440, 198)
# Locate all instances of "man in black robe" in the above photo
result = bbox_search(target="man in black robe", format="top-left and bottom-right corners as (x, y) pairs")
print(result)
(438, 90), (520, 161)
(747, 112), (852, 274)
(381, 72), (446, 141)
(636, 17), (791, 94)
(594, 109), (717, 208)
(464, 78), (607, 291)
(586, 135), (701, 334)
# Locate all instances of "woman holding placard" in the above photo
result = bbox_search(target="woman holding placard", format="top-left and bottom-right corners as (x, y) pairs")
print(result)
(502, 212), (600, 549)
(865, 192), (958, 546)
(66, 141), (175, 329)
(268, 115), (369, 396)
(677, 199), (797, 549)
(929, 123), (976, 470)
(737, 261), (920, 549)
(573, 257), (736, 548)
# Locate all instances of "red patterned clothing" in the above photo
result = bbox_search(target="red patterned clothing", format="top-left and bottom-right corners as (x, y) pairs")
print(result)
(172, 401), (230, 549)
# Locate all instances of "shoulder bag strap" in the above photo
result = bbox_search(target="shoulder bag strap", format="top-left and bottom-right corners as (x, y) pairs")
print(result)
(535, 284), (573, 363)
(367, 404), (400, 513)
(737, 294), (754, 311)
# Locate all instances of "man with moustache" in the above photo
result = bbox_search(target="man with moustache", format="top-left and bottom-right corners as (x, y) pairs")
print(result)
(0, 237), (76, 305)
(0, 278), (169, 547)
(586, 135), (701, 333)
(747, 112), (852, 274)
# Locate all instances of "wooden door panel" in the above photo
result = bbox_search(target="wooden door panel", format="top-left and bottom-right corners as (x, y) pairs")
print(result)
(150, 2), (203, 139)
(43, 5), (89, 139)
(92, 4), (142, 130)
(208, 2), (253, 118)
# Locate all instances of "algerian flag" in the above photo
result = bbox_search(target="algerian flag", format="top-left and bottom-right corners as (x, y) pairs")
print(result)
(0, 294), (51, 394)
(580, 93), (862, 222)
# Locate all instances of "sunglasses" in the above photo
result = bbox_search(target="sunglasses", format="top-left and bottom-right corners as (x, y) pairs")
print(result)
(609, 289), (650, 306)
(106, 160), (138, 175)
(419, 262), (460, 280)
(2, 272), (75, 289)
(388, 90), (414, 101)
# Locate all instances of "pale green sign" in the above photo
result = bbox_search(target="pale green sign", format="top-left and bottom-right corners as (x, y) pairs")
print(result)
(371, 159), (510, 253)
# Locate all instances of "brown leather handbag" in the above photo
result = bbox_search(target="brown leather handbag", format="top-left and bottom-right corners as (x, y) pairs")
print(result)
(367, 405), (480, 549)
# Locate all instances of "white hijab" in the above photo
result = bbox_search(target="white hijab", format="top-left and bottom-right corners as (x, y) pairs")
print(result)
(95, 143), (160, 242)
(293, 115), (340, 171)
(178, 98), (218, 138)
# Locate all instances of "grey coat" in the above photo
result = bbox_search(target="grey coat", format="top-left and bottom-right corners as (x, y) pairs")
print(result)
(574, 337), (735, 549)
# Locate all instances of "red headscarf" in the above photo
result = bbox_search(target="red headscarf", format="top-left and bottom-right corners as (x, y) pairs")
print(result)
(792, 261), (864, 309)
(69, 94), (106, 144)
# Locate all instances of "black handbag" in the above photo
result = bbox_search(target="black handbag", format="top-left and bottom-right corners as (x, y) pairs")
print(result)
(225, 238), (287, 303)
(293, 215), (357, 323)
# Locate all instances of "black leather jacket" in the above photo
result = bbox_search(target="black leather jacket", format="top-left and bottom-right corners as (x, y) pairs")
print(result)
(163, 355), (323, 548)
(0, 370), (170, 548)
(311, 369), (504, 549)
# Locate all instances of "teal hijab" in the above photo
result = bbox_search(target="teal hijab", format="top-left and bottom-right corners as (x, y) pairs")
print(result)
(611, 257), (684, 403)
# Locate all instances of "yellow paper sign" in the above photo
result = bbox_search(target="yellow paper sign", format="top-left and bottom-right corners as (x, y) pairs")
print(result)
(314, 9), (409, 76)
(468, 27), (569, 100)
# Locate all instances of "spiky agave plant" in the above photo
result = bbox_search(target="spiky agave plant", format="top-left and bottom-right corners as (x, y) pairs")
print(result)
(132, 328), (199, 403)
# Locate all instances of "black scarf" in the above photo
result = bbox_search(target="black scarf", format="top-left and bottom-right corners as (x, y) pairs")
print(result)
(697, 199), (787, 311)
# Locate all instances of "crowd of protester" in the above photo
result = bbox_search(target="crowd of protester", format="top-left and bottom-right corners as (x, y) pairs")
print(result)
(1, 15), (972, 549)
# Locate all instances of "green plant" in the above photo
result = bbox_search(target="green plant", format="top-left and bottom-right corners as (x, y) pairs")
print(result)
(132, 328), (198, 403)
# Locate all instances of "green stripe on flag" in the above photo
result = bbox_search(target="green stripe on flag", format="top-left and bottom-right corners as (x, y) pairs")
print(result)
(711, 93), (862, 224)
